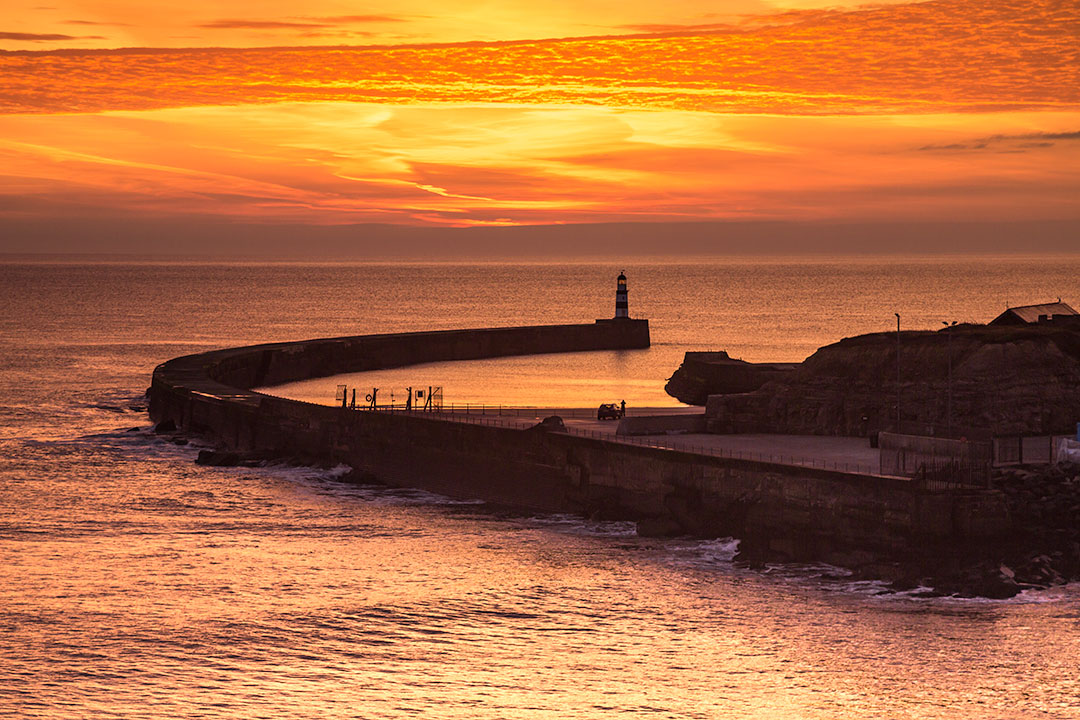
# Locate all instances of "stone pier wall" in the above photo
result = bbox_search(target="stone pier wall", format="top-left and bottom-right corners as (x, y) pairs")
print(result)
(149, 320), (1009, 558)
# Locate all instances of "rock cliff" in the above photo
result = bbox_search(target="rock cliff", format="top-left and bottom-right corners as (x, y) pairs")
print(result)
(682, 323), (1080, 437)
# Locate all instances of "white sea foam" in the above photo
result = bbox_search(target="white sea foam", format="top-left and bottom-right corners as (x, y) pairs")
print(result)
(666, 537), (742, 569)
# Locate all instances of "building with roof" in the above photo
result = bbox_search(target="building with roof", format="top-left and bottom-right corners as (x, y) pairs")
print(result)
(989, 301), (1079, 326)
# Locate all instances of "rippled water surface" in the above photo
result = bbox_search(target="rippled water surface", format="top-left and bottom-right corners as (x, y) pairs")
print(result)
(2, 258), (1079, 719)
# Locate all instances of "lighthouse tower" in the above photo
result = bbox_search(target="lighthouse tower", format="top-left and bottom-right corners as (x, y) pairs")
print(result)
(615, 271), (629, 319)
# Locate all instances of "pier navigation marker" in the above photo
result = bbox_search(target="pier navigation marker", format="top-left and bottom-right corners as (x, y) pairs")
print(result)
(615, 271), (629, 319)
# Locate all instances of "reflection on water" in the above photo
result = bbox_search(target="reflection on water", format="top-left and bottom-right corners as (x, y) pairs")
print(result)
(263, 349), (684, 408)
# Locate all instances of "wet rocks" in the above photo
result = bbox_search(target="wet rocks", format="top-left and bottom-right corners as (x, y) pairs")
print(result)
(153, 419), (176, 434)
(195, 450), (240, 466)
(878, 462), (1080, 597)
(636, 516), (684, 537)
(931, 563), (1022, 599)
(744, 465), (1080, 598)
(194, 450), (263, 467)
(990, 462), (1080, 587)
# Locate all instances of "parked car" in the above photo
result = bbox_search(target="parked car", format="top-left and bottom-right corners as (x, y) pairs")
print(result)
(597, 403), (623, 420)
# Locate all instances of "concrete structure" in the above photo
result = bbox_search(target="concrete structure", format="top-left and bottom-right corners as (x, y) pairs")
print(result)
(149, 321), (1010, 560)
(616, 413), (707, 436)
(990, 301), (1078, 325)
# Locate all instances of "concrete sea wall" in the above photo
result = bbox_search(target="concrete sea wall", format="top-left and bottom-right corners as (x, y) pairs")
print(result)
(616, 413), (707, 436)
(149, 320), (1009, 558)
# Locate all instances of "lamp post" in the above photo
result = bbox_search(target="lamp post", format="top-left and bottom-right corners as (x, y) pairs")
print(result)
(942, 320), (957, 437)
(895, 313), (901, 432)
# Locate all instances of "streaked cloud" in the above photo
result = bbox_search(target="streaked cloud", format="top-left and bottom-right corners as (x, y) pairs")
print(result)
(0, 30), (91, 41)
(1, 0), (805, 50)
(61, 19), (130, 26)
(916, 130), (1080, 152)
(199, 16), (406, 30)
(198, 20), (336, 30)
(2, 1), (1076, 116)
(1, 104), (1076, 228)
(0, 0), (1075, 238)
(314, 16), (409, 23)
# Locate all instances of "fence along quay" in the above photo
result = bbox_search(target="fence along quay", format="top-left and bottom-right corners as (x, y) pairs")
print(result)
(149, 321), (1010, 561)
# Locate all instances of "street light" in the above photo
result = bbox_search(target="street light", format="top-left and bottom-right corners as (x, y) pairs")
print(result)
(895, 313), (901, 432)
(942, 320), (957, 436)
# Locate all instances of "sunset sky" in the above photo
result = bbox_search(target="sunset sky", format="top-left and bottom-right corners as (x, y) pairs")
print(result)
(1, 0), (1077, 255)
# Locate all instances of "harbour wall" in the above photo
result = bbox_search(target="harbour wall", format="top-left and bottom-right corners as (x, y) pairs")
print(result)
(616, 413), (707, 436)
(149, 320), (1009, 558)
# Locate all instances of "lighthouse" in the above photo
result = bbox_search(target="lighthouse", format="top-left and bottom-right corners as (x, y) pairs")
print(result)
(615, 271), (629, 319)
(593, 270), (649, 345)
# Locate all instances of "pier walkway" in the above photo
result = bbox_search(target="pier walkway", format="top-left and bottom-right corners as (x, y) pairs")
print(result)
(347, 404), (884, 476)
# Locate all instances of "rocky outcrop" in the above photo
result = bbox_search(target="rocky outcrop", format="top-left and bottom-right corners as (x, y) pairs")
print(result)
(834, 462), (1080, 598)
(991, 463), (1080, 586)
(665, 351), (797, 405)
(698, 323), (1080, 437)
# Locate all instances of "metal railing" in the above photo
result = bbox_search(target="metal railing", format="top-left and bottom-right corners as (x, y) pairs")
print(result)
(347, 403), (604, 419)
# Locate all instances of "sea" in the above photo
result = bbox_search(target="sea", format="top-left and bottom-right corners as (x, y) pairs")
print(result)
(2, 256), (1079, 719)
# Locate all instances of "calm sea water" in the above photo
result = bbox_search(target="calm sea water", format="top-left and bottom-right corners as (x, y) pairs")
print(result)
(2, 257), (1079, 719)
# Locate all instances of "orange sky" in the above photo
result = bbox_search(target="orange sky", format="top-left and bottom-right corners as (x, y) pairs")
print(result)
(0, 0), (1077, 249)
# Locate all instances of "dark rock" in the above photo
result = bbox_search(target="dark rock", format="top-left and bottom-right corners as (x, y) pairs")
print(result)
(695, 323), (1080, 436)
(171, 438), (188, 446)
(823, 549), (877, 568)
(636, 516), (684, 537)
(912, 589), (944, 598)
(195, 450), (240, 467)
(665, 351), (798, 406)
(969, 574), (1021, 599)
(126, 427), (142, 433)
(153, 419), (176, 434)
(889, 573), (923, 592)
(945, 565), (1022, 599)
(343, 469), (379, 484)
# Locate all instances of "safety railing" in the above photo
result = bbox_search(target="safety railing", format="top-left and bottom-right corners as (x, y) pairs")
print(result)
(346, 403), (605, 419)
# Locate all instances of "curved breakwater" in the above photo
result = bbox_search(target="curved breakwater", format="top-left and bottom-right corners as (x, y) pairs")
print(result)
(149, 320), (1008, 559)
